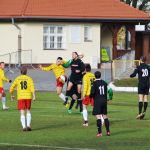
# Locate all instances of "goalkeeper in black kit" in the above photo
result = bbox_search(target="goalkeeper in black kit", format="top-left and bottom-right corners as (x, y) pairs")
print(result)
(130, 56), (150, 120)
(64, 52), (85, 113)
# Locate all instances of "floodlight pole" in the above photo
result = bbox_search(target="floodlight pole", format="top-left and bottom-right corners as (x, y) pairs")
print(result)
(11, 18), (22, 67)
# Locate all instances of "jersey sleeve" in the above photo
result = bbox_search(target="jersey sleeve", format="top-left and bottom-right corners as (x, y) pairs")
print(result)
(62, 59), (72, 68)
(107, 85), (113, 100)
(41, 64), (53, 71)
(90, 82), (96, 98)
(130, 68), (138, 78)
(0, 71), (9, 82)
(29, 78), (35, 93)
(9, 78), (18, 93)
(83, 75), (88, 97)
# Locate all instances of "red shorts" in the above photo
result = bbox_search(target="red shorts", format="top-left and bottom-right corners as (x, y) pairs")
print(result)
(18, 99), (31, 110)
(0, 87), (4, 95)
(82, 96), (94, 106)
(56, 76), (67, 87)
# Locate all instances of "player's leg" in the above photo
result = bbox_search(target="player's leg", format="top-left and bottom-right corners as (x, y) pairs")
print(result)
(26, 100), (32, 131)
(141, 95), (148, 119)
(77, 84), (83, 113)
(136, 94), (144, 119)
(103, 114), (110, 136)
(96, 115), (103, 136)
(1, 92), (9, 110)
(26, 109), (32, 131)
(68, 94), (77, 113)
(20, 109), (26, 131)
(64, 81), (73, 105)
(83, 104), (88, 126)
(57, 86), (66, 102)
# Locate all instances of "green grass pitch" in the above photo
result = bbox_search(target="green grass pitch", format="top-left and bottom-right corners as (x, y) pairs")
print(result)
(0, 92), (150, 150)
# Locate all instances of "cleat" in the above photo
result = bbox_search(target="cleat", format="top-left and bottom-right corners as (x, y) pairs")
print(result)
(106, 132), (111, 136)
(2, 106), (9, 110)
(83, 123), (88, 127)
(96, 133), (102, 137)
(22, 128), (26, 132)
(26, 127), (32, 131)
(136, 113), (142, 119)
(140, 112), (145, 120)
(67, 109), (72, 114)
(65, 103), (69, 108)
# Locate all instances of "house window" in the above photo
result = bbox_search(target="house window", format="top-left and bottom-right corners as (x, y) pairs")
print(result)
(84, 26), (92, 42)
(117, 26), (131, 50)
(43, 26), (65, 49)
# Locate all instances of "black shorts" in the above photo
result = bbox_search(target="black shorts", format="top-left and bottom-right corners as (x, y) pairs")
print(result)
(93, 102), (107, 115)
(69, 74), (82, 85)
(138, 86), (149, 95)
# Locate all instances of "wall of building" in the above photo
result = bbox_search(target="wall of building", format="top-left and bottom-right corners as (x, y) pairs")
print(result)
(0, 22), (101, 66)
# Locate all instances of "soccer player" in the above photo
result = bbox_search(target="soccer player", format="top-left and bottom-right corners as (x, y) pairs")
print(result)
(82, 64), (95, 126)
(91, 71), (111, 137)
(10, 67), (35, 131)
(39, 57), (67, 103)
(0, 62), (12, 110)
(64, 52), (85, 113)
(130, 56), (150, 119)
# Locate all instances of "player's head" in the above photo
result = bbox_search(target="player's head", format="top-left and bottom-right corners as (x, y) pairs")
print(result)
(72, 52), (78, 60)
(85, 64), (91, 72)
(56, 57), (63, 65)
(20, 66), (27, 75)
(78, 52), (84, 59)
(95, 71), (101, 79)
(140, 56), (146, 63)
(0, 62), (5, 69)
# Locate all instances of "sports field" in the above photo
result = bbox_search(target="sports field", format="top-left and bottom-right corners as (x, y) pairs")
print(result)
(0, 92), (150, 150)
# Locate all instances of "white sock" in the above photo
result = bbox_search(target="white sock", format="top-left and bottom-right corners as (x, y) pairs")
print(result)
(20, 115), (26, 128)
(26, 112), (31, 127)
(2, 97), (6, 109)
(101, 115), (104, 125)
(59, 93), (66, 102)
(83, 109), (88, 121)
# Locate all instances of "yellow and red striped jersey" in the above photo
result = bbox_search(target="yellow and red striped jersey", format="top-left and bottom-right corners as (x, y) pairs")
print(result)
(41, 64), (65, 79)
(83, 72), (95, 97)
(0, 68), (9, 87)
(9, 75), (35, 100)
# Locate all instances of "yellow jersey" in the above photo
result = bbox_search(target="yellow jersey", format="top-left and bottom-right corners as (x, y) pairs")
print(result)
(41, 64), (65, 79)
(0, 68), (9, 87)
(83, 72), (95, 97)
(10, 75), (35, 100)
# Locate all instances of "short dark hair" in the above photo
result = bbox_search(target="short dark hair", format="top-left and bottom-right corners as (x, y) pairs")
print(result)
(85, 64), (91, 72)
(20, 66), (27, 75)
(57, 57), (63, 60)
(140, 56), (146, 63)
(0, 62), (4, 65)
(95, 71), (101, 79)
(73, 52), (78, 56)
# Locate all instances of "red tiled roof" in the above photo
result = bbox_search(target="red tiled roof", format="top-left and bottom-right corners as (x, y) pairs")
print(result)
(0, 0), (149, 20)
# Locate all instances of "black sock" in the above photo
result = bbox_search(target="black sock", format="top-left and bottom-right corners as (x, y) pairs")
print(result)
(144, 102), (148, 113)
(79, 100), (83, 112)
(75, 100), (79, 109)
(66, 91), (70, 97)
(69, 99), (76, 110)
(97, 119), (102, 134)
(104, 118), (110, 132)
(139, 102), (143, 114)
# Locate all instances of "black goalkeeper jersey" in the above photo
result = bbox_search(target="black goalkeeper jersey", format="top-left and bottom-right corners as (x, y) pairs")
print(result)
(90, 79), (108, 103)
(70, 58), (85, 77)
(130, 63), (150, 88)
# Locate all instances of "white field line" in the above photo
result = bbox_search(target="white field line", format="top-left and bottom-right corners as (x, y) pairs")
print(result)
(0, 143), (95, 150)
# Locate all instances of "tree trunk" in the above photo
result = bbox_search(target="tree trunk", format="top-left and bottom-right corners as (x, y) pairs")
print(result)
(132, 0), (138, 8)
